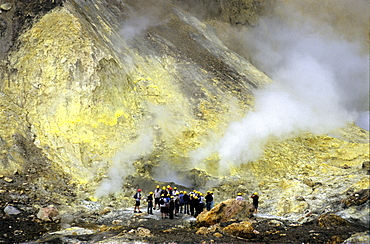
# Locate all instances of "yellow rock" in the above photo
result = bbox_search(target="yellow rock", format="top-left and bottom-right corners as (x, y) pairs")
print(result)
(223, 221), (254, 238)
(197, 199), (254, 227)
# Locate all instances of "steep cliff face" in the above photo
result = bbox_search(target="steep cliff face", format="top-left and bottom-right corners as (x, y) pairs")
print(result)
(0, 0), (368, 224)
(1, 0), (271, 191)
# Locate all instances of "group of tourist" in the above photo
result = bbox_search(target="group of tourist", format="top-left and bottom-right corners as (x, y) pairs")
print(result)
(133, 185), (214, 219)
(133, 185), (259, 218)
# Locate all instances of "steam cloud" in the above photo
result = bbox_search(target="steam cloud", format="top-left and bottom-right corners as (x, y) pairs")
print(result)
(152, 162), (192, 188)
(94, 128), (155, 198)
(192, 0), (369, 174)
(119, 1), (169, 42)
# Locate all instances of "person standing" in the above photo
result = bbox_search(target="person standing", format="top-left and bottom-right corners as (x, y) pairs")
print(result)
(205, 191), (213, 211)
(172, 187), (179, 195)
(154, 185), (161, 210)
(236, 192), (244, 200)
(179, 191), (184, 213)
(183, 191), (190, 214)
(194, 196), (203, 218)
(189, 194), (196, 216)
(159, 194), (167, 219)
(169, 196), (175, 219)
(250, 192), (259, 212)
(133, 189), (142, 213)
(174, 192), (180, 216)
(147, 192), (154, 214)
(160, 186), (167, 196)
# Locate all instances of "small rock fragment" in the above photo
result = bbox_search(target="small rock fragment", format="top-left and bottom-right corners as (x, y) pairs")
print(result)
(4, 205), (21, 215)
(37, 206), (59, 221)
(196, 227), (209, 235)
(3, 177), (12, 183)
(0, 3), (11, 11)
(112, 219), (122, 225)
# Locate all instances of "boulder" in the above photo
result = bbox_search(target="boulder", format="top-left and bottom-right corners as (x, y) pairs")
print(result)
(342, 189), (369, 208)
(223, 221), (254, 238)
(197, 199), (254, 227)
(317, 213), (349, 228)
(37, 206), (60, 221)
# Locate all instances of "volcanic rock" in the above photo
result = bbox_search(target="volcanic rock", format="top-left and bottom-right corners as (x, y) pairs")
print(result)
(317, 213), (349, 228)
(342, 189), (369, 208)
(223, 221), (254, 238)
(0, 3), (11, 11)
(37, 206), (59, 221)
(196, 227), (209, 235)
(342, 231), (370, 244)
(4, 205), (21, 215)
(128, 227), (152, 237)
(197, 199), (254, 227)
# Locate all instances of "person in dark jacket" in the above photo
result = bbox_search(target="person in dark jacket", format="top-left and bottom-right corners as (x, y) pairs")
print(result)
(147, 192), (154, 214)
(205, 191), (213, 211)
(251, 192), (259, 212)
(194, 196), (203, 218)
(183, 191), (190, 214)
(169, 196), (175, 219)
(189, 194), (196, 216)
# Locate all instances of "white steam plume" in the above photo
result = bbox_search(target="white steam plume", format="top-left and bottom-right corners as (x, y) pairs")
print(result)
(119, 1), (169, 42)
(94, 128), (154, 198)
(193, 0), (369, 174)
(152, 161), (192, 188)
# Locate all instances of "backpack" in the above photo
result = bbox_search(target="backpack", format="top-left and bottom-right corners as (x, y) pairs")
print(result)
(159, 198), (164, 205)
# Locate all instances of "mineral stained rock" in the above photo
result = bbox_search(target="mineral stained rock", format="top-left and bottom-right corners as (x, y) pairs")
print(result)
(317, 213), (349, 228)
(197, 199), (254, 227)
(223, 221), (255, 238)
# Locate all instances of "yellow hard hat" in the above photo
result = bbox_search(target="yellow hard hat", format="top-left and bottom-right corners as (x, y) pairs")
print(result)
(254, 192), (258, 195)
(156, 185), (160, 188)
(162, 186), (166, 190)
(237, 193), (242, 196)
(194, 196), (198, 199)
(184, 191), (187, 194)
(176, 192), (180, 195)
(167, 185), (171, 188)
(150, 192), (153, 194)
(199, 193), (203, 196)
(174, 187), (177, 189)
(161, 194), (164, 196)
(180, 191), (183, 193)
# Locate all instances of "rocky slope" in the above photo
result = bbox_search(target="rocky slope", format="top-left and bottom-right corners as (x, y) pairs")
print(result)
(0, 0), (369, 242)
